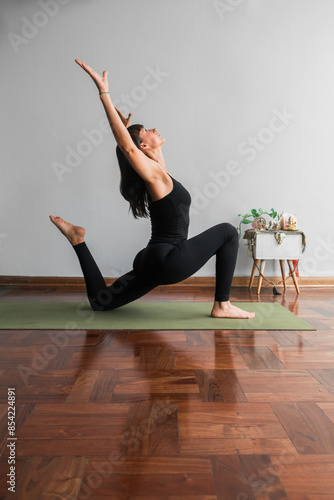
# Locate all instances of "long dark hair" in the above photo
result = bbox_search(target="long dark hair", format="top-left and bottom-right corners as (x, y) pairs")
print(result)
(116, 124), (150, 219)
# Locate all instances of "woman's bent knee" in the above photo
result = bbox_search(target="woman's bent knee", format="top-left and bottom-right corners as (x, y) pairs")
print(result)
(89, 291), (114, 311)
(219, 222), (239, 240)
(89, 298), (109, 312)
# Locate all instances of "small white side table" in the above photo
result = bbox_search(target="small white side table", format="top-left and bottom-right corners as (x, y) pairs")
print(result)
(244, 230), (305, 295)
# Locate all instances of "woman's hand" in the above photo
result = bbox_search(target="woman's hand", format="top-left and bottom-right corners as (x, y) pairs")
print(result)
(75, 59), (109, 93)
(115, 107), (132, 128)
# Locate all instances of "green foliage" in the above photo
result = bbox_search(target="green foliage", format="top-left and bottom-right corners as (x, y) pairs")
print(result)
(236, 207), (279, 238)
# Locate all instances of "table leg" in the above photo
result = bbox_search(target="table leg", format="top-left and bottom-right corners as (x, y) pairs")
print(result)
(257, 260), (266, 295)
(287, 259), (300, 294)
(279, 260), (286, 290)
(249, 259), (259, 288)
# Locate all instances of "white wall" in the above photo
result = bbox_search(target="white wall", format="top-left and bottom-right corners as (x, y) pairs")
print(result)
(1, 0), (334, 278)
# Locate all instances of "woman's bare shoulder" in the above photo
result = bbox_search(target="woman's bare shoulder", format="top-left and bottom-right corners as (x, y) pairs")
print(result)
(144, 168), (173, 203)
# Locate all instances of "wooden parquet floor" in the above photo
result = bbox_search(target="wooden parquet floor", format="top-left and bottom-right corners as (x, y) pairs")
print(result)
(0, 285), (334, 499)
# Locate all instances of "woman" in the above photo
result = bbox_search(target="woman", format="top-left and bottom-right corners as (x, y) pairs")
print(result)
(50, 59), (255, 319)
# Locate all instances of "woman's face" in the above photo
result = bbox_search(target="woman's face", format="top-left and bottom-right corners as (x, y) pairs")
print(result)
(139, 127), (165, 150)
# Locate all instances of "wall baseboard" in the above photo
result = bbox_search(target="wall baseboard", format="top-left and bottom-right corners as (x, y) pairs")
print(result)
(0, 275), (334, 288)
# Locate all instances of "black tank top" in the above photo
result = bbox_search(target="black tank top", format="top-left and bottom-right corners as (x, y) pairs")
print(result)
(148, 175), (191, 245)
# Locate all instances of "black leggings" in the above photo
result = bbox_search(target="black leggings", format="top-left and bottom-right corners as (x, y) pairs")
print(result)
(73, 222), (239, 311)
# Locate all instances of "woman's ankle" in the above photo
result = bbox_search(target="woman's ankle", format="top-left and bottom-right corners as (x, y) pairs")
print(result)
(214, 300), (231, 310)
(71, 239), (85, 247)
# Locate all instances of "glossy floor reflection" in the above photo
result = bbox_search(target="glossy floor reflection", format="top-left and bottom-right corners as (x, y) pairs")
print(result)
(0, 285), (334, 499)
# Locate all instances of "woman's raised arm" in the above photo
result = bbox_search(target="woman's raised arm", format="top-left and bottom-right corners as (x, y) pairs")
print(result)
(75, 59), (133, 152)
(75, 59), (163, 182)
(115, 107), (132, 128)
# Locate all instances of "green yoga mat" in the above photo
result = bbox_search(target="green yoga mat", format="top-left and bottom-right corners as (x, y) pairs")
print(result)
(0, 301), (315, 330)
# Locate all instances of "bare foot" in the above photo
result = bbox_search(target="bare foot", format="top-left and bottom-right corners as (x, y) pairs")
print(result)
(211, 300), (255, 319)
(49, 215), (85, 245)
